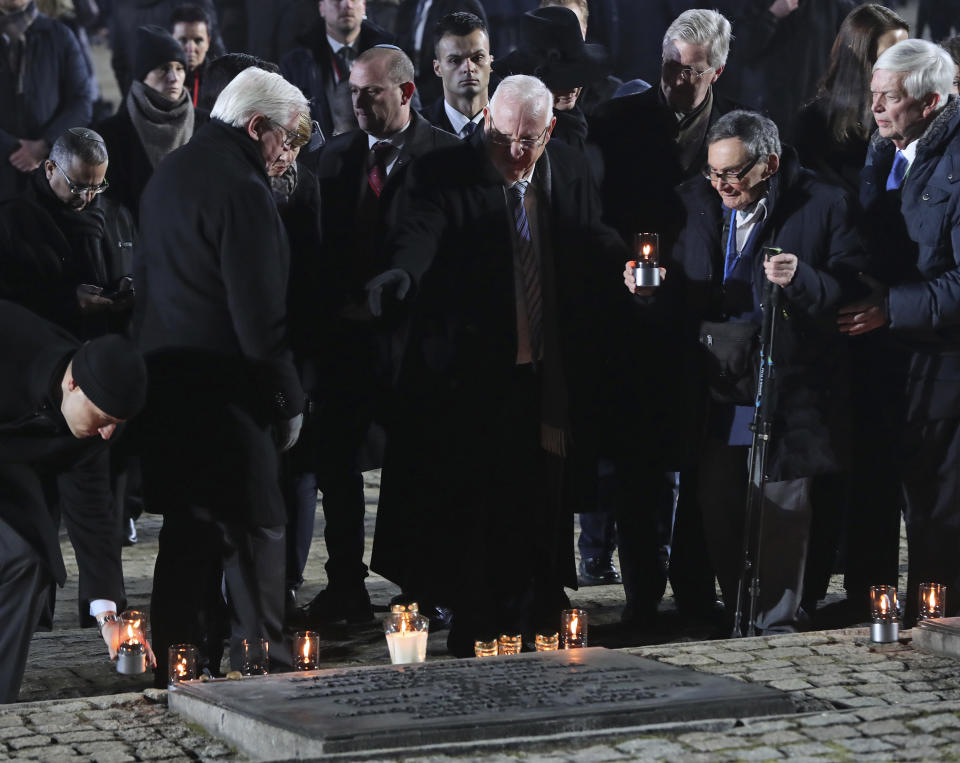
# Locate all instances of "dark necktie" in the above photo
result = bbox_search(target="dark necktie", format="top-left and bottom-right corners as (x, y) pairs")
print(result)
(886, 150), (908, 191)
(368, 141), (392, 197)
(508, 180), (543, 360)
(460, 120), (477, 139)
(333, 46), (355, 83)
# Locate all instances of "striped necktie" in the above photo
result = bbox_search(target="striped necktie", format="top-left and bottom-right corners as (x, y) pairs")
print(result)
(508, 180), (543, 360)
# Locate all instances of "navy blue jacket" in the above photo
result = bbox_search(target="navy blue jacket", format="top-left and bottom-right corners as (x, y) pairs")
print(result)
(861, 95), (960, 421)
(0, 15), (92, 200)
(668, 147), (867, 479)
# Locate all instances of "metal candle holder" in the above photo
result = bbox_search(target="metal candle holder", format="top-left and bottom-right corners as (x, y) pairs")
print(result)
(634, 232), (661, 288)
(869, 585), (899, 643)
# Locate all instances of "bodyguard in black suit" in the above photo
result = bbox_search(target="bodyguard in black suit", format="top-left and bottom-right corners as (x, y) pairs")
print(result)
(0, 301), (148, 702)
(370, 74), (632, 655)
(292, 46), (459, 625)
(280, 0), (395, 138)
(420, 12), (492, 139)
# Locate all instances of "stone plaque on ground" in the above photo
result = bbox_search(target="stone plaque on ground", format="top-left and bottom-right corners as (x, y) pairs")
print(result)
(169, 647), (797, 760)
(914, 617), (960, 659)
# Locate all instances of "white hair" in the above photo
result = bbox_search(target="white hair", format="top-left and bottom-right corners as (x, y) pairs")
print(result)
(489, 75), (553, 129)
(211, 67), (309, 128)
(662, 9), (732, 70)
(874, 39), (954, 107)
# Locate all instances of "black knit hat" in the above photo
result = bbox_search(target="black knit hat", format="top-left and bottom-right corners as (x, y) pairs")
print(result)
(134, 25), (186, 83)
(72, 336), (148, 420)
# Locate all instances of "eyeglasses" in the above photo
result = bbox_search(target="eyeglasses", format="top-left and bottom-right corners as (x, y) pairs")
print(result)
(268, 115), (323, 150)
(487, 114), (549, 150)
(702, 154), (761, 185)
(662, 59), (715, 83)
(53, 162), (109, 196)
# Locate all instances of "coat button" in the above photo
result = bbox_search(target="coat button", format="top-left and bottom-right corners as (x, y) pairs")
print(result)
(923, 192), (930, 200)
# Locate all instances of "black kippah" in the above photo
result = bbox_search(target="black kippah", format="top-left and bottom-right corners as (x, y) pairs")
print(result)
(72, 336), (148, 420)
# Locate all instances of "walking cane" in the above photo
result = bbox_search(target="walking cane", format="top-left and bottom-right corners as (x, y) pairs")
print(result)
(731, 247), (783, 638)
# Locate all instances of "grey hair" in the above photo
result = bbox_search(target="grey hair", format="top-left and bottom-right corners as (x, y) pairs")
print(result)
(211, 67), (309, 129)
(489, 75), (553, 129)
(50, 127), (109, 167)
(874, 39), (954, 107)
(663, 9), (733, 70)
(355, 45), (415, 86)
(707, 110), (781, 158)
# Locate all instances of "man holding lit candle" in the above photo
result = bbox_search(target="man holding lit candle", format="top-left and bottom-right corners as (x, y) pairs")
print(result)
(0, 300), (150, 702)
(838, 39), (960, 625)
(626, 110), (867, 634)
(370, 74), (631, 656)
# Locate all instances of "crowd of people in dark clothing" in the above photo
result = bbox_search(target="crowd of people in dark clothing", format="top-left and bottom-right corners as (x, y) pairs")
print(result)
(1, 0), (960, 698)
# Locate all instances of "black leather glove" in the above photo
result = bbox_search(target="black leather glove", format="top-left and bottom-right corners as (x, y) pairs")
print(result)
(365, 268), (411, 317)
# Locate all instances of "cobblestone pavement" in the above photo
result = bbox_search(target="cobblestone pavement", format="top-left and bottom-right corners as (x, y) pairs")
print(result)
(11, 472), (960, 761)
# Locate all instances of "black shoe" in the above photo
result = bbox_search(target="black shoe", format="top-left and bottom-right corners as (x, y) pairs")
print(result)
(578, 556), (622, 586)
(291, 586), (375, 626)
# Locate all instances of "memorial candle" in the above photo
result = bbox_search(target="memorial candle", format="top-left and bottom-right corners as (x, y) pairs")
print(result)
(870, 585), (899, 643)
(919, 583), (946, 621)
(633, 232), (661, 288)
(167, 644), (198, 685)
(294, 631), (319, 671)
(384, 603), (428, 665)
(117, 611), (148, 675)
(561, 608), (587, 649)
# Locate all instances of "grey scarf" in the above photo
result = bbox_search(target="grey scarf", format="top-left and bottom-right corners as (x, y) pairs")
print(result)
(0, 0), (38, 93)
(126, 80), (194, 169)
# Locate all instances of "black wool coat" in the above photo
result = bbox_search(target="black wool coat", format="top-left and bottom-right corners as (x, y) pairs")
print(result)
(95, 106), (154, 226)
(132, 119), (304, 526)
(0, 300), (121, 602)
(666, 148), (868, 480)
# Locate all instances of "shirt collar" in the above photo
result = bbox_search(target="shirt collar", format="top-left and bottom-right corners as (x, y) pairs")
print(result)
(900, 140), (919, 169)
(735, 194), (768, 226)
(443, 100), (483, 136)
(367, 118), (412, 150)
(327, 35), (356, 55)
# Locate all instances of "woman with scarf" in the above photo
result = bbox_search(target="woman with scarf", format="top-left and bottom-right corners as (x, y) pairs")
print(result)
(96, 25), (194, 225)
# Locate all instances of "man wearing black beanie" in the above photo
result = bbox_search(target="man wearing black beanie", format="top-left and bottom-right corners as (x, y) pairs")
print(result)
(0, 300), (150, 703)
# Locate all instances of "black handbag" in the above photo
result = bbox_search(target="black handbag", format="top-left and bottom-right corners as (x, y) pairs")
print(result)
(698, 320), (759, 406)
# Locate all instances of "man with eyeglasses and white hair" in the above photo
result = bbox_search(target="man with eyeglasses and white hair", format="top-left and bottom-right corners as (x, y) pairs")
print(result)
(133, 66), (311, 684)
(0, 127), (135, 339)
(369, 73), (631, 657)
(625, 110), (867, 635)
(838, 38), (960, 625)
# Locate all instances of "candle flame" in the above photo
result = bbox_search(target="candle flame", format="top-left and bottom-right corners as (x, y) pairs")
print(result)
(880, 595), (888, 615)
(929, 589), (937, 609)
(642, 244), (652, 257)
(176, 658), (187, 677)
(570, 614), (579, 638)
(302, 639), (311, 660)
(125, 623), (139, 644)
(400, 616), (408, 634)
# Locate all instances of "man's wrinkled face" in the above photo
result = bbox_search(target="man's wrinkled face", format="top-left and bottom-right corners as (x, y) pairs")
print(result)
(172, 21), (210, 70)
(144, 61), (186, 101)
(706, 137), (777, 212)
(350, 58), (411, 138)
(319, 0), (365, 38)
(871, 69), (939, 149)
(484, 96), (555, 184)
(661, 39), (720, 114)
(45, 157), (107, 211)
(62, 380), (122, 440)
(255, 111), (302, 174)
(433, 30), (492, 104)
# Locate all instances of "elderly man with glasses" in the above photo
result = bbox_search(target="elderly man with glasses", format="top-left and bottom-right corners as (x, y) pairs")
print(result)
(0, 127), (135, 340)
(368, 74), (632, 656)
(133, 67), (310, 684)
(625, 110), (867, 635)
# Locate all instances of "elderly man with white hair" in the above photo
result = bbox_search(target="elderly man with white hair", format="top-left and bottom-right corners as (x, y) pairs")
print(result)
(369, 74), (631, 656)
(839, 38), (960, 625)
(133, 67), (312, 683)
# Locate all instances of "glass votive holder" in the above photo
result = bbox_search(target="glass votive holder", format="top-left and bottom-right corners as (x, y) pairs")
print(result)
(498, 634), (522, 655)
(535, 632), (559, 651)
(474, 639), (498, 658)
(240, 638), (270, 675)
(293, 630), (320, 671)
(384, 604), (429, 664)
(117, 610), (148, 675)
(869, 585), (899, 643)
(919, 583), (947, 621)
(561, 608), (588, 649)
(167, 644), (198, 685)
(633, 232), (661, 287)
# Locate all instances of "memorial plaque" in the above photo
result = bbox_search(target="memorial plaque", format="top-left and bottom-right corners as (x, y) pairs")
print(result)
(914, 616), (960, 659)
(169, 647), (797, 760)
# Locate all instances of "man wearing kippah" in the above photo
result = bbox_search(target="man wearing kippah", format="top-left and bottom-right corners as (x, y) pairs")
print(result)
(0, 299), (150, 703)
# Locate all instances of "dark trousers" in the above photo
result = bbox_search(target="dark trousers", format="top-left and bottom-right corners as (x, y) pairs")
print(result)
(151, 509), (289, 685)
(698, 438), (812, 633)
(0, 514), (52, 703)
(901, 415), (960, 625)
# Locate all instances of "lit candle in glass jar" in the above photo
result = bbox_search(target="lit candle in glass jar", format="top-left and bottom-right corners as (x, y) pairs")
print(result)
(870, 585), (899, 643)
(117, 611), (148, 675)
(561, 609), (587, 649)
(919, 583), (946, 621)
(294, 631), (319, 671)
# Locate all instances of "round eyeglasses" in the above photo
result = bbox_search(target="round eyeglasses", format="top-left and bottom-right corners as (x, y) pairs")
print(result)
(702, 154), (761, 185)
(53, 162), (109, 196)
(487, 114), (549, 150)
(269, 115), (323, 150)
(662, 59), (715, 83)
